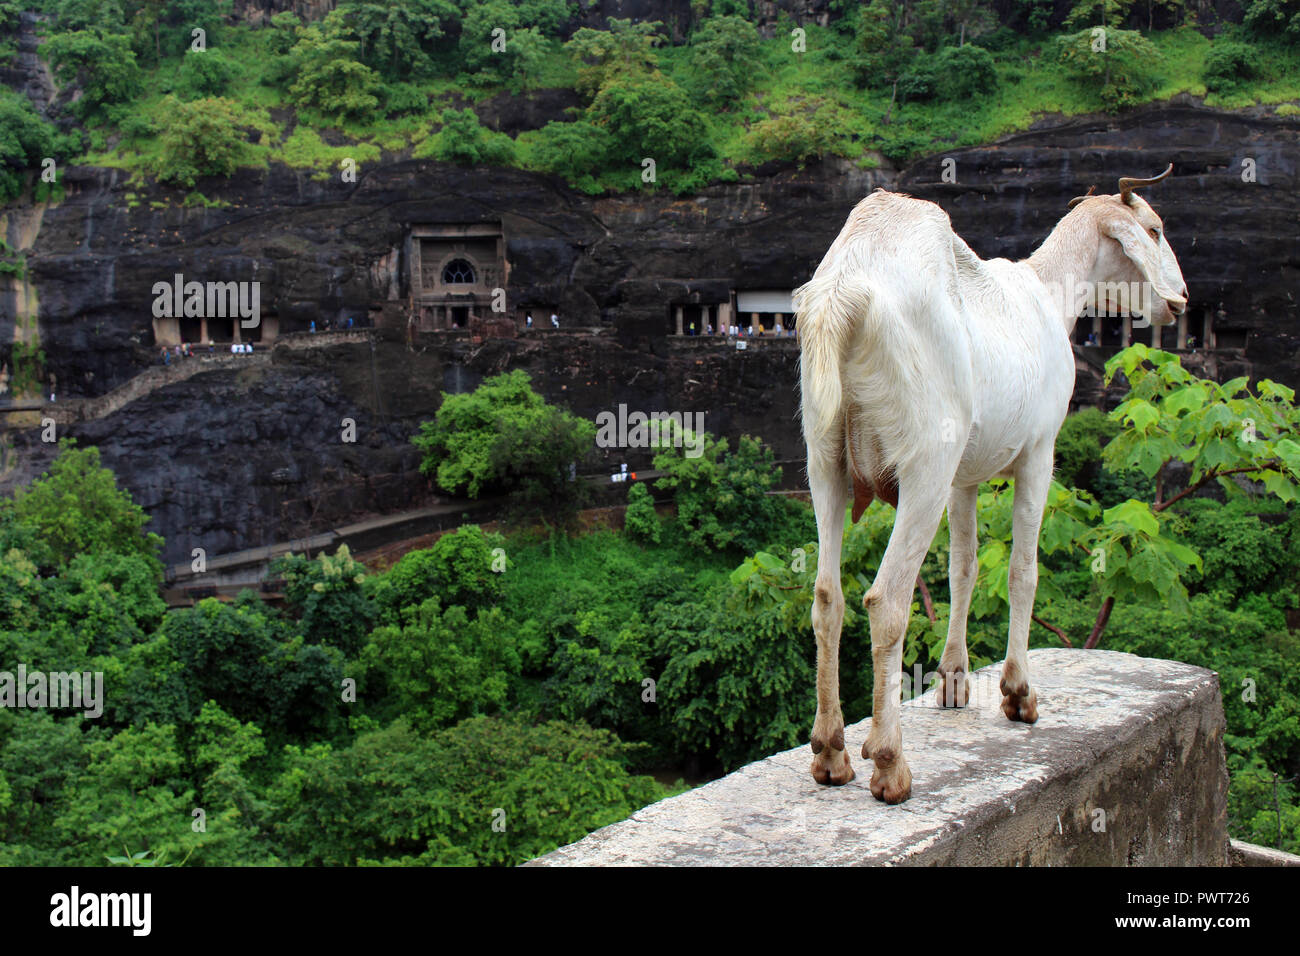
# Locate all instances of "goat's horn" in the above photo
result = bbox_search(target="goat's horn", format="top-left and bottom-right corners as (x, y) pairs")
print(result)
(1118, 163), (1174, 203)
(1067, 185), (1097, 208)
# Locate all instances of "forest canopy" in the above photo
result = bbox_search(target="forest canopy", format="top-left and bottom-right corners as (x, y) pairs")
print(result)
(2, 0), (1299, 201)
(2, 349), (1298, 864)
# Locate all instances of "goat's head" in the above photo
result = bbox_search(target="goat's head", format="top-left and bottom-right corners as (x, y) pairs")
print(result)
(1067, 164), (1188, 327)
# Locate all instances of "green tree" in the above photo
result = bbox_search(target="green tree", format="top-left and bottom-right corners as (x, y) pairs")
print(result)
(11, 441), (162, 573)
(457, 2), (553, 91)
(1054, 406), (1121, 490)
(337, 0), (461, 79)
(411, 369), (595, 519)
(359, 599), (520, 732)
(175, 47), (233, 98)
(655, 593), (816, 770)
(1202, 41), (1263, 94)
(37, 551), (167, 655)
(42, 0), (128, 34)
(368, 525), (509, 624)
(932, 43), (998, 99)
(851, 0), (916, 98)
(270, 544), (376, 656)
(53, 722), (197, 867)
(286, 16), (382, 122)
(185, 701), (278, 865)
(1244, 0), (1300, 42)
(159, 0), (233, 57)
(747, 95), (850, 164)
(686, 14), (761, 108)
(623, 481), (661, 543)
(1063, 0), (1138, 29)
(586, 72), (713, 170)
(524, 119), (613, 190)
(565, 17), (663, 99)
(41, 29), (142, 121)
(153, 95), (247, 186)
(123, 595), (346, 737)
(268, 10), (302, 54)
(653, 427), (802, 554)
(1055, 25), (1162, 108)
(0, 710), (86, 864)
(0, 90), (73, 203)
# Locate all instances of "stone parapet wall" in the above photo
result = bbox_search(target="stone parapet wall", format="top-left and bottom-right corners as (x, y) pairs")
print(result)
(530, 649), (1229, 866)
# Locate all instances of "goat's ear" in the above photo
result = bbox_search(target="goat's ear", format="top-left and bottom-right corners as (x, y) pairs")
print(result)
(1101, 212), (1184, 305)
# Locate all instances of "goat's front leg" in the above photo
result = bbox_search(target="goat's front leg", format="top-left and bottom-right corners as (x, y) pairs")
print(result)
(936, 483), (978, 707)
(862, 486), (948, 803)
(1003, 447), (1053, 723)
(809, 457), (854, 785)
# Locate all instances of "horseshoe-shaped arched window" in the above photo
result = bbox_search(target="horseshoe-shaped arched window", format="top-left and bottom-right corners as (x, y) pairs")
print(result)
(442, 258), (476, 285)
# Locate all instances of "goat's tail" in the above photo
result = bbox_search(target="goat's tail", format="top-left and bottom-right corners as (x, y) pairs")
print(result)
(795, 271), (873, 448)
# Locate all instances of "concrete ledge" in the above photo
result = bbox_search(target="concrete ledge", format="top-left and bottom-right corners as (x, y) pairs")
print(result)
(529, 648), (1229, 866)
(1228, 839), (1300, 866)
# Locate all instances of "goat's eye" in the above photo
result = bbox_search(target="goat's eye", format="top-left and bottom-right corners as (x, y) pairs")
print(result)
(1149, 227), (1161, 241)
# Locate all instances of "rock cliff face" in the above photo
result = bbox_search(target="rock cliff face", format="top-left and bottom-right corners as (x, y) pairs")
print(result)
(4, 330), (804, 564)
(3, 89), (1297, 560)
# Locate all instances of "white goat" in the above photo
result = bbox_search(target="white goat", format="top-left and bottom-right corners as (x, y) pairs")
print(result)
(796, 166), (1188, 803)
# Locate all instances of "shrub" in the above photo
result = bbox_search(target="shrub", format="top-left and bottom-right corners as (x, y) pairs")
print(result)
(414, 107), (516, 166)
(153, 95), (247, 186)
(268, 716), (666, 865)
(176, 48), (234, 99)
(379, 81), (428, 116)
(523, 120), (613, 190)
(623, 481), (661, 543)
(1203, 41), (1263, 94)
(747, 96), (849, 164)
(368, 525), (509, 623)
(934, 44), (998, 100)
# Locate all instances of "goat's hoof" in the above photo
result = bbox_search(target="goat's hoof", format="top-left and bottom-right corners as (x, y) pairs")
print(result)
(868, 753), (912, 804)
(935, 668), (969, 708)
(1001, 687), (1039, 723)
(810, 746), (855, 786)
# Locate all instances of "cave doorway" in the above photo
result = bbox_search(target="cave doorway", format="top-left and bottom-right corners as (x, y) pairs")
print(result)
(207, 316), (234, 342)
(451, 306), (470, 328)
(179, 316), (203, 344)
(667, 304), (709, 335)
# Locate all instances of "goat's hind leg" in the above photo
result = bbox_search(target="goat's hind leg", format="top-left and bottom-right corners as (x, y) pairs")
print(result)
(862, 481), (950, 803)
(808, 453), (854, 786)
